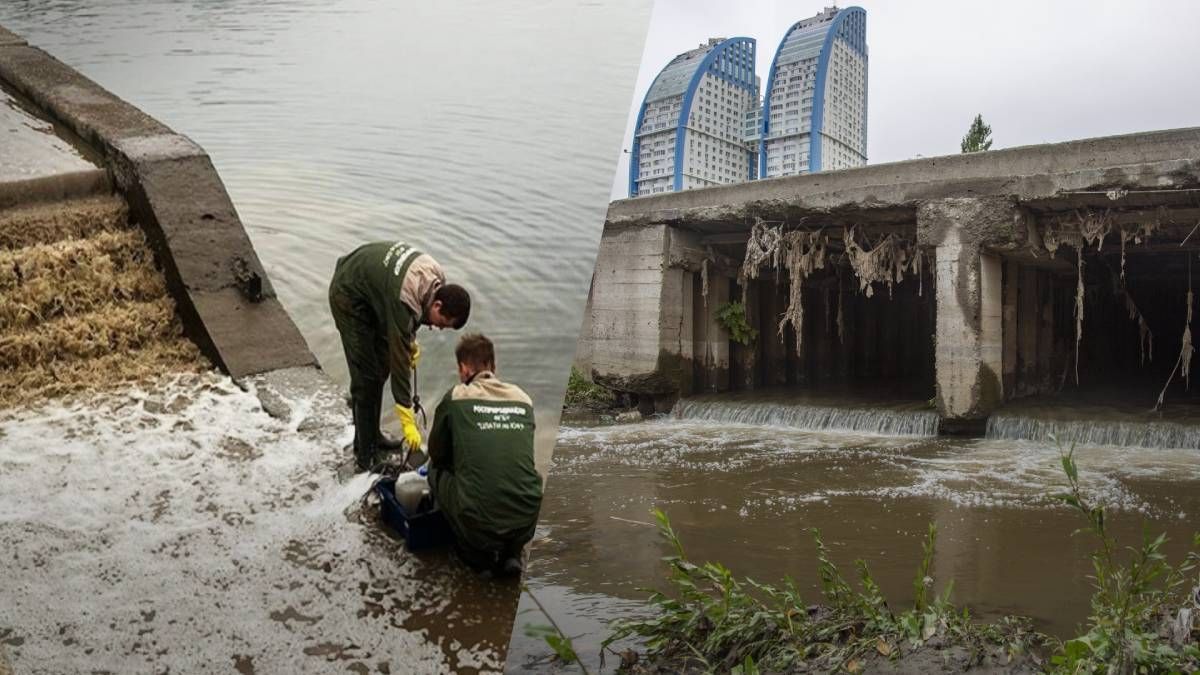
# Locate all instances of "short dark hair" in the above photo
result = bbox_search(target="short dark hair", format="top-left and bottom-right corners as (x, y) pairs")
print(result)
(455, 333), (495, 371)
(435, 284), (470, 329)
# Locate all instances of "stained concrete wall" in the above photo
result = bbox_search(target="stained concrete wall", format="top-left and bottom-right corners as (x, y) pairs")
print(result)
(578, 125), (1200, 426)
(0, 25), (315, 377)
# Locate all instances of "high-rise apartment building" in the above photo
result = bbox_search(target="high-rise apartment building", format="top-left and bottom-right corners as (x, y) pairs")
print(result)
(760, 6), (868, 178)
(629, 37), (758, 197)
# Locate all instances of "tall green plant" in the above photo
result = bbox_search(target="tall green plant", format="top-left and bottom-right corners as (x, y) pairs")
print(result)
(716, 301), (758, 347)
(1050, 444), (1200, 673)
(606, 509), (1041, 672)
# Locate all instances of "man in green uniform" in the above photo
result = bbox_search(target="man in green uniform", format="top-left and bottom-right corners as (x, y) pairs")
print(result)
(427, 334), (543, 576)
(328, 241), (471, 472)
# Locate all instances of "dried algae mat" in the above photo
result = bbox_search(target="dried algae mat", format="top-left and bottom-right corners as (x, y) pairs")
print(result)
(0, 194), (206, 408)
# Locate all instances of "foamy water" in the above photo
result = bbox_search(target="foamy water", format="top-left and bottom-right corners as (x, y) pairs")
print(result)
(554, 416), (1200, 516)
(0, 374), (504, 673)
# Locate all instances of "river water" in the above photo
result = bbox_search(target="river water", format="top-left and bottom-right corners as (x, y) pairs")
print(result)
(0, 0), (648, 445)
(0, 0), (648, 671)
(509, 394), (1200, 672)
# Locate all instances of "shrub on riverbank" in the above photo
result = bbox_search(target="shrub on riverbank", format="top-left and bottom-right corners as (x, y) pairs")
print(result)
(603, 450), (1200, 674)
(1048, 447), (1199, 674)
(603, 511), (1048, 673)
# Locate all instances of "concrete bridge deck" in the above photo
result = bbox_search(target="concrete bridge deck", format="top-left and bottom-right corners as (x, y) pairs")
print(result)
(581, 126), (1200, 429)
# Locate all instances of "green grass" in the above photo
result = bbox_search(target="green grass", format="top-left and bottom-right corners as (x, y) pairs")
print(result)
(564, 366), (614, 410)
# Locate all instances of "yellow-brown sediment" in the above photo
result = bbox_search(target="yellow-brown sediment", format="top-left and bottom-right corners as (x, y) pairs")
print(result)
(0, 195), (206, 408)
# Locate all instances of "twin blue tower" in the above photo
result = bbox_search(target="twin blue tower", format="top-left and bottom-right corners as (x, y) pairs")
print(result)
(629, 6), (868, 198)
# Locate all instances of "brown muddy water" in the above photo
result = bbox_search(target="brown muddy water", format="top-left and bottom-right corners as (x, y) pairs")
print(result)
(508, 391), (1200, 673)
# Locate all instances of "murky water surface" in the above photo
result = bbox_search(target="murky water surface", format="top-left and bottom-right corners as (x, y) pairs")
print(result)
(0, 374), (523, 673)
(0, 0), (647, 671)
(511, 395), (1200, 673)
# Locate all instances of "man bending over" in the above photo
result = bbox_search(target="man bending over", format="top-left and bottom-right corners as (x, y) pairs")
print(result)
(329, 241), (470, 471)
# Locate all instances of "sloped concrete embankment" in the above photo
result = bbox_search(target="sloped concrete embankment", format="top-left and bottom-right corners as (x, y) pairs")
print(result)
(0, 22), (315, 386)
(0, 22), (321, 407)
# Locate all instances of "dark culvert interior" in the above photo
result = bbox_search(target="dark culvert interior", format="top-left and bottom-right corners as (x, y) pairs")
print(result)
(991, 205), (1200, 448)
(675, 221), (939, 436)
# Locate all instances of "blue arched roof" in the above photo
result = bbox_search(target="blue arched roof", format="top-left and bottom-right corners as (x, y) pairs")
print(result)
(629, 37), (756, 196)
(759, 7), (866, 177)
(809, 7), (866, 173)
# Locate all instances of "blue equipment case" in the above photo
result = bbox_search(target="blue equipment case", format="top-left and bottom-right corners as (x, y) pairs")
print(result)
(374, 476), (455, 550)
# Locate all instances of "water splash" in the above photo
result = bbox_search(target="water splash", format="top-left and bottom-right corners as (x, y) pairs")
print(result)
(986, 414), (1200, 450)
(672, 398), (939, 437)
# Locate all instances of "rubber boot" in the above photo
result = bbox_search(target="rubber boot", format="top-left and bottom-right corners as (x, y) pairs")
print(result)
(499, 542), (525, 578)
(353, 398), (383, 472)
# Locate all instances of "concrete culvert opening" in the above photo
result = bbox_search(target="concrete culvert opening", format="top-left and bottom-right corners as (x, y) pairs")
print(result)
(678, 218), (938, 435)
(990, 202), (1200, 448)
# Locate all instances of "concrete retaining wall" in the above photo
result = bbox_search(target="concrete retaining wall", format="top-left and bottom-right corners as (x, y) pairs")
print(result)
(582, 126), (1200, 427)
(0, 24), (315, 378)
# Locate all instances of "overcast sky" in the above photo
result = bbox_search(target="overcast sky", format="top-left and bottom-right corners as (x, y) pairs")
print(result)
(611, 0), (1200, 198)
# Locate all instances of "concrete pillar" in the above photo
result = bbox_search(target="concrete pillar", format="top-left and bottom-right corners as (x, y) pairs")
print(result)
(738, 282), (760, 390)
(879, 289), (899, 380)
(1037, 271), (1056, 391)
(1002, 260), (1018, 397)
(814, 286), (835, 381)
(835, 280), (852, 381)
(588, 224), (702, 404)
(1018, 267), (1039, 395)
(980, 253), (1004, 400)
(762, 282), (788, 387)
(860, 293), (878, 379)
(918, 198), (1012, 425)
(700, 274), (731, 393)
(573, 273), (596, 377)
(663, 269), (695, 397)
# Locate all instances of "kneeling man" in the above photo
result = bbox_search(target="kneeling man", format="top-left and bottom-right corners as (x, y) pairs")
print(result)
(427, 334), (543, 576)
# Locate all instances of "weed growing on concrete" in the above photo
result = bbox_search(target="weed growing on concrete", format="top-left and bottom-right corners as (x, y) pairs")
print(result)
(564, 367), (614, 410)
(1049, 445), (1200, 673)
(716, 301), (758, 347)
(604, 509), (1046, 673)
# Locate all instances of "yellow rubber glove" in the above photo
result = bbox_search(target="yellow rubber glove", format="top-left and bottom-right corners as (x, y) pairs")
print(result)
(395, 404), (423, 450)
(410, 340), (421, 369)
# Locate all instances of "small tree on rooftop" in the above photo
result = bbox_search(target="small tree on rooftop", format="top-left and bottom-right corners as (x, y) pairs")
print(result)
(960, 113), (993, 153)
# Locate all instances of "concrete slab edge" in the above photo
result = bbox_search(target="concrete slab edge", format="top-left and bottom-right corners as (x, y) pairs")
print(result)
(0, 169), (110, 210)
(0, 23), (318, 378)
(609, 127), (1200, 223)
(0, 24), (25, 46)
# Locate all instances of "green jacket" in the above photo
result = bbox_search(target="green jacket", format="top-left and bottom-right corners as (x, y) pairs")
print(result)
(330, 241), (444, 408)
(427, 372), (543, 546)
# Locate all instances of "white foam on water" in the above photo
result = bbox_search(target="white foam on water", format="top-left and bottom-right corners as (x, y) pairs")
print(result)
(0, 372), (493, 674)
(554, 420), (1200, 519)
(987, 413), (1200, 450)
(673, 398), (940, 437)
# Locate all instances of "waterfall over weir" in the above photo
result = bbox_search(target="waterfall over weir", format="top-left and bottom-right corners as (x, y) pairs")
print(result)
(986, 414), (1200, 450)
(671, 398), (940, 437)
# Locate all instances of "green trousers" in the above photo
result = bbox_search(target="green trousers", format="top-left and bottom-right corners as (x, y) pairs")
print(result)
(429, 466), (536, 571)
(328, 283), (388, 468)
